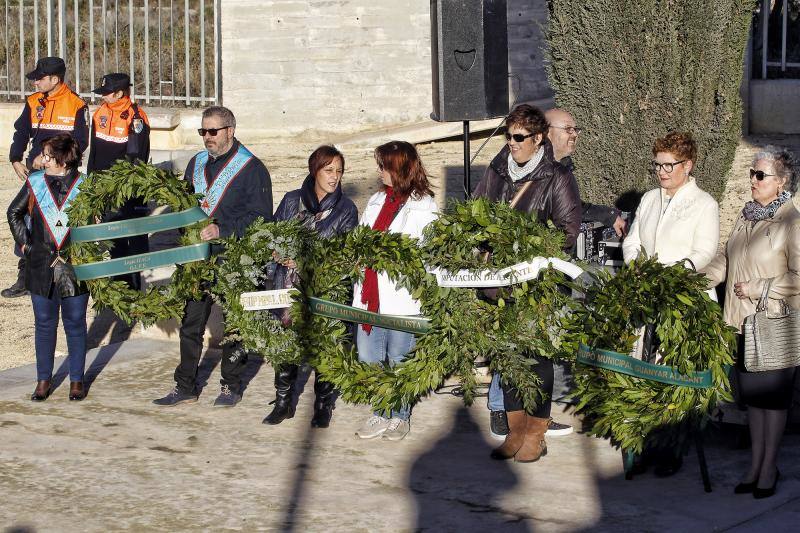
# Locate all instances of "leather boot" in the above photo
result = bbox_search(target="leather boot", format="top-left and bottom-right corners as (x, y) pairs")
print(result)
(31, 380), (51, 402)
(69, 381), (85, 401)
(1, 265), (27, 298)
(310, 375), (335, 428)
(262, 365), (297, 425)
(490, 410), (527, 460)
(514, 415), (549, 463)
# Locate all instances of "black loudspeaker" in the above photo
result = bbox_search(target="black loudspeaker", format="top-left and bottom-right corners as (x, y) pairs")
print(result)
(430, 0), (509, 122)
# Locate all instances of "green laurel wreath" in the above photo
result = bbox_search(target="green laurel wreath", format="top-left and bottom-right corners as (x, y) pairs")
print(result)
(212, 218), (313, 366)
(571, 254), (737, 453)
(294, 198), (577, 414)
(67, 161), (213, 325)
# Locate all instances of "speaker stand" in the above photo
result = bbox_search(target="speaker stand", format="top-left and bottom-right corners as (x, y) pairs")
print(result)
(462, 120), (471, 198)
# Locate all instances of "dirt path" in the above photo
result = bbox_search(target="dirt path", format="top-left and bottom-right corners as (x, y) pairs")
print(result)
(1, 133), (797, 371)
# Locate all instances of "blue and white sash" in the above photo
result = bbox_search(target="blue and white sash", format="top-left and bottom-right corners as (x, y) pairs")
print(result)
(28, 170), (86, 250)
(192, 144), (254, 216)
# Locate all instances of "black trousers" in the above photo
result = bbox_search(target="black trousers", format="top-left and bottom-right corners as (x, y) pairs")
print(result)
(274, 364), (336, 406)
(502, 355), (554, 418)
(174, 295), (247, 394)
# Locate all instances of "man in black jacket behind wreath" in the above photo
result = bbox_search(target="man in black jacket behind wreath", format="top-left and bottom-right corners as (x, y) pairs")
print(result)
(154, 106), (273, 407)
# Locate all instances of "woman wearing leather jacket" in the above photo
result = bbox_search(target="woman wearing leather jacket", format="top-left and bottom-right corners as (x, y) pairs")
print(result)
(473, 104), (582, 463)
(7, 133), (90, 402)
(262, 145), (358, 429)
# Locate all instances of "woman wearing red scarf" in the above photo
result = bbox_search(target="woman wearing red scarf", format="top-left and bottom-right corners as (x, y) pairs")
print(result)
(352, 141), (437, 441)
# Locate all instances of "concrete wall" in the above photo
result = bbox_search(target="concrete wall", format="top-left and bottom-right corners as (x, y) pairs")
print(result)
(749, 79), (800, 134)
(221, 0), (552, 139)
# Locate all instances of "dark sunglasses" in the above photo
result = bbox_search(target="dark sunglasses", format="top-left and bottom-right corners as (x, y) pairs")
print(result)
(197, 126), (231, 137)
(504, 132), (536, 143)
(750, 168), (776, 181)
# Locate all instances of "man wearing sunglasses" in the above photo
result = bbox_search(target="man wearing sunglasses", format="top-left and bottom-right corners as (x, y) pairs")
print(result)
(4, 57), (89, 299)
(154, 106), (273, 408)
(545, 108), (627, 237)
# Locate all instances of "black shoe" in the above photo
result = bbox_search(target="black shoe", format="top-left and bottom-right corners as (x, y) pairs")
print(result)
(310, 403), (334, 428)
(654, 456), (683, 478)
(213, 384), (241, 407)
(546, 420), (574, 436)
(734, 480), (757, 494)
(262, 397), (295, 425)
(490, 410), (509, 439)
(153, 386), (198, 406)
(1, 277), (28, 298)
(753, 470), (780, 499)
(68, 381), (85, 401)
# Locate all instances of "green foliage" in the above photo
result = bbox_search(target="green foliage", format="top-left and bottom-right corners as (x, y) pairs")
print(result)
(571, 254), (737, 453)
(213, 219), (313, 366)
(546, 0), (755, 204)
(67, 161), (212, 325)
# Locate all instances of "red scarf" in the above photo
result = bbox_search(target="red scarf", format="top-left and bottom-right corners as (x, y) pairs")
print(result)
(361, 187), (406, 333)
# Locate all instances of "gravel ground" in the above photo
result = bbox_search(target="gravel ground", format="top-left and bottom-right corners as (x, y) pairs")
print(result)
(0, 133), (797, 371)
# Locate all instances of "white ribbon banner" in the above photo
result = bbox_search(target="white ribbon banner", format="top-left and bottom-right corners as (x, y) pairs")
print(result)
(240, 289), (297, 310)
(430, 257), (584, 288)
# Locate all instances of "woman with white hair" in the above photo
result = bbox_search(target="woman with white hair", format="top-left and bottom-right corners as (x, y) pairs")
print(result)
(702, 148), (800, 499)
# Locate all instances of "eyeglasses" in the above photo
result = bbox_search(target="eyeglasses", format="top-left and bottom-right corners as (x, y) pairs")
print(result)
(651, 160), (686, 173)
(551, 125), (582, 135)
(750, 168), (776, 181)
(505, 132), (536, 143)
(42, 152), (53, 162)
(197, 126), (231, 137)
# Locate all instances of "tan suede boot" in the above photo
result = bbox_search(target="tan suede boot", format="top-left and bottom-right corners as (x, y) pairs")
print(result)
(490, 410), (527, 460)
(514, 415), (549, 463)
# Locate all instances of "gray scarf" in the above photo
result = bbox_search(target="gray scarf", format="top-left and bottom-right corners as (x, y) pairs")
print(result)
(507, 146), (544, 182)
(743, 190), (792, 222)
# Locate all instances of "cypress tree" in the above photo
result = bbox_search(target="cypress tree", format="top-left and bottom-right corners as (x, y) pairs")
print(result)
(546, 0), (755, 205)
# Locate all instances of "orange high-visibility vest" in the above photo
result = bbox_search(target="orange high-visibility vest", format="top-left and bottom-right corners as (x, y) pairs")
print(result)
(26, 82), (86, 133)
(92, 97), (150, 144)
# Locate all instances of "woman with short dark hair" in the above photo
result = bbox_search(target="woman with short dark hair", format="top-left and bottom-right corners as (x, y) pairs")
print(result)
(7, 133), (90, 401)
(263, 144), (359, 429)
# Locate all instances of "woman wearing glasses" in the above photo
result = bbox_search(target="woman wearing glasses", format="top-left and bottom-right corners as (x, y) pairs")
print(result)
(622, 132), (719, 271)
(702, 149), (800, 499)
(7, 133), (90, 401)
(621, 132), (719, 477)
(473, 104), (582, 463)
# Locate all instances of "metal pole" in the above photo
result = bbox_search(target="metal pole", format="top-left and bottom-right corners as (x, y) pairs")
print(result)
(157, 0), (162, 102)
(89, 0), (95, 102)
(144, 0), (150, 103)
(4, 0), (9, 96)
(170, 0), (174, 104)
(46, 0), (53, 56)
(762, 0), (768, 79)
(199, 0), (204, 103)
(114, 0), (119, 70)
(184, 0), (189, 105)
(102, 0), (107, 73)
(58, 0), (65, 60)
(214, 0), (220, 104)
(129, 0), (134, 98)
(34, 0), (39, 62)
(781, 0), (787, 72)
(74, 0), (80, 93)
(463, 120), (471, 198)
(19, 0), (24, 96)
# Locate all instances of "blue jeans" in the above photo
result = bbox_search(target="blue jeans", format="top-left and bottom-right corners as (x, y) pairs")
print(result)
(31, 292), (89, 382)
(488, 373), (505, 411)
(356, 325), (415, 421)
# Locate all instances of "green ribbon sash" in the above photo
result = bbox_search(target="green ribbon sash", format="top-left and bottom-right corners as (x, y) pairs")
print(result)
(308, 297), (431, 335)
(577, 343), (712, 388)
(73, 242), (211, 281)
(70, 206), (208, 242)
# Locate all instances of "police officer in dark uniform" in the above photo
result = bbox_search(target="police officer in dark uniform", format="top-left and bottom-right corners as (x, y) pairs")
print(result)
(153, 106), (273, 408)
(87, 73), (151, 290)
(5, 57), (88, 298)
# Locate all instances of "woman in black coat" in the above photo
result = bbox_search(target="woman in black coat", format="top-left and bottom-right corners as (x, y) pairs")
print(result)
(263, 144), (358, 428)
(7, 133), (90, 401)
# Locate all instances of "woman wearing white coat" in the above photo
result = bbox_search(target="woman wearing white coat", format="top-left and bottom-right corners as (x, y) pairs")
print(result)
(622, 131), (719, 271)
(621, 131), (720, 477)
(352, 140), (438, 442)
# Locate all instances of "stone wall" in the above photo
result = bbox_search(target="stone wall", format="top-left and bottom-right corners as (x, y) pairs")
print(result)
(221, 0), (552, 139)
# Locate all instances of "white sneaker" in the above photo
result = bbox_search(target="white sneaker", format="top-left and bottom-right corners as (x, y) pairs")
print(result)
(356, 415), (390, 439)
(546, 420), (573, 436)
(382, 417), (410, 441)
